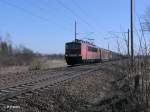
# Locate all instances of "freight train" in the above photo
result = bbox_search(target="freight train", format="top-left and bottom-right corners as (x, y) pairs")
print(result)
(65, 39), (122, 65)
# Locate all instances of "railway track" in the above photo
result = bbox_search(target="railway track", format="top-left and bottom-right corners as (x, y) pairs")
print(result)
(0, 64), (94, 90)
(0, 62), (116, 106)
(0, 61), (120, 89)
(0, 59), (130, 112)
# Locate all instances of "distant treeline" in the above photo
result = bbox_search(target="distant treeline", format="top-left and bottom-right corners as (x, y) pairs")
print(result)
(0, 36), (64, 66)
(46, 54), (64, 60)
(0, 37), (34, 66)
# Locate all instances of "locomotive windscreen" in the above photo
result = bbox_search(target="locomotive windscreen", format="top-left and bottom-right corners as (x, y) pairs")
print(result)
(65, 42), (81, 55)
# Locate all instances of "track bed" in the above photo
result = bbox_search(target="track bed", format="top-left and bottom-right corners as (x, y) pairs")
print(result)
(0, 60), (132, 112)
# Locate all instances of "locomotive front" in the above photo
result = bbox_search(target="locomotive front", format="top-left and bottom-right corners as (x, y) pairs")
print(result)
(65, 41), (82, 65)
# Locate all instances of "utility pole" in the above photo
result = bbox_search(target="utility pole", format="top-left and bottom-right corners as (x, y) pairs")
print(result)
(131, 0), (134, 68)
(75, 21), (77, 41)
(108, 43), (109, 50)
(128, 29), (130, 56)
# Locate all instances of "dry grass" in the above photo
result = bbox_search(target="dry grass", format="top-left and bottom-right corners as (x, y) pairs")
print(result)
(40, 59), (67, 69)
(0, 58), (66, 74)
(29, 57), (66, 71)
(0, 66), (28, 75)
(63, 70), (114, 103)
(0, 62), (131, 112)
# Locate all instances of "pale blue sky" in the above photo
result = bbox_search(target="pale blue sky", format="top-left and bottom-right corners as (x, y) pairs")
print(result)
(0, 0), (150, 54)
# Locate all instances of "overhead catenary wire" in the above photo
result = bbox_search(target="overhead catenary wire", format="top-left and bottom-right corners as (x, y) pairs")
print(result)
(27, 0), (96, 37)
(71, 0), (95, 27)
(25, 0), (74, 24)
(26, 0), (97, 39)
(55, 0), (93, 31)
(71, 0), (104, 38)
(0, 0), (71, 32)
(29, 0), (103, 44)
(72, 0), (90, 18)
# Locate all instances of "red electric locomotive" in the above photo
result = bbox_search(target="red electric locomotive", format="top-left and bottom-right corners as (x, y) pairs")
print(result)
(65, 39), (112, 65)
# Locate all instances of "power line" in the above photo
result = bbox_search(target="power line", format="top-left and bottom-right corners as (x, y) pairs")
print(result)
(23, 0), (73, 31)
(27, 0), (74, 24)
(44, 0), (104, 41)
(24, 0), (53, 15)
(0, 0), (48, 21)
(29, 0), (94, 34)
(71, 0), (91, 21)
(0, 0), (71, 32)
(71, 0), (103, 36)
(55, 0), (93, 31)
(25, 0), (95, 36)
